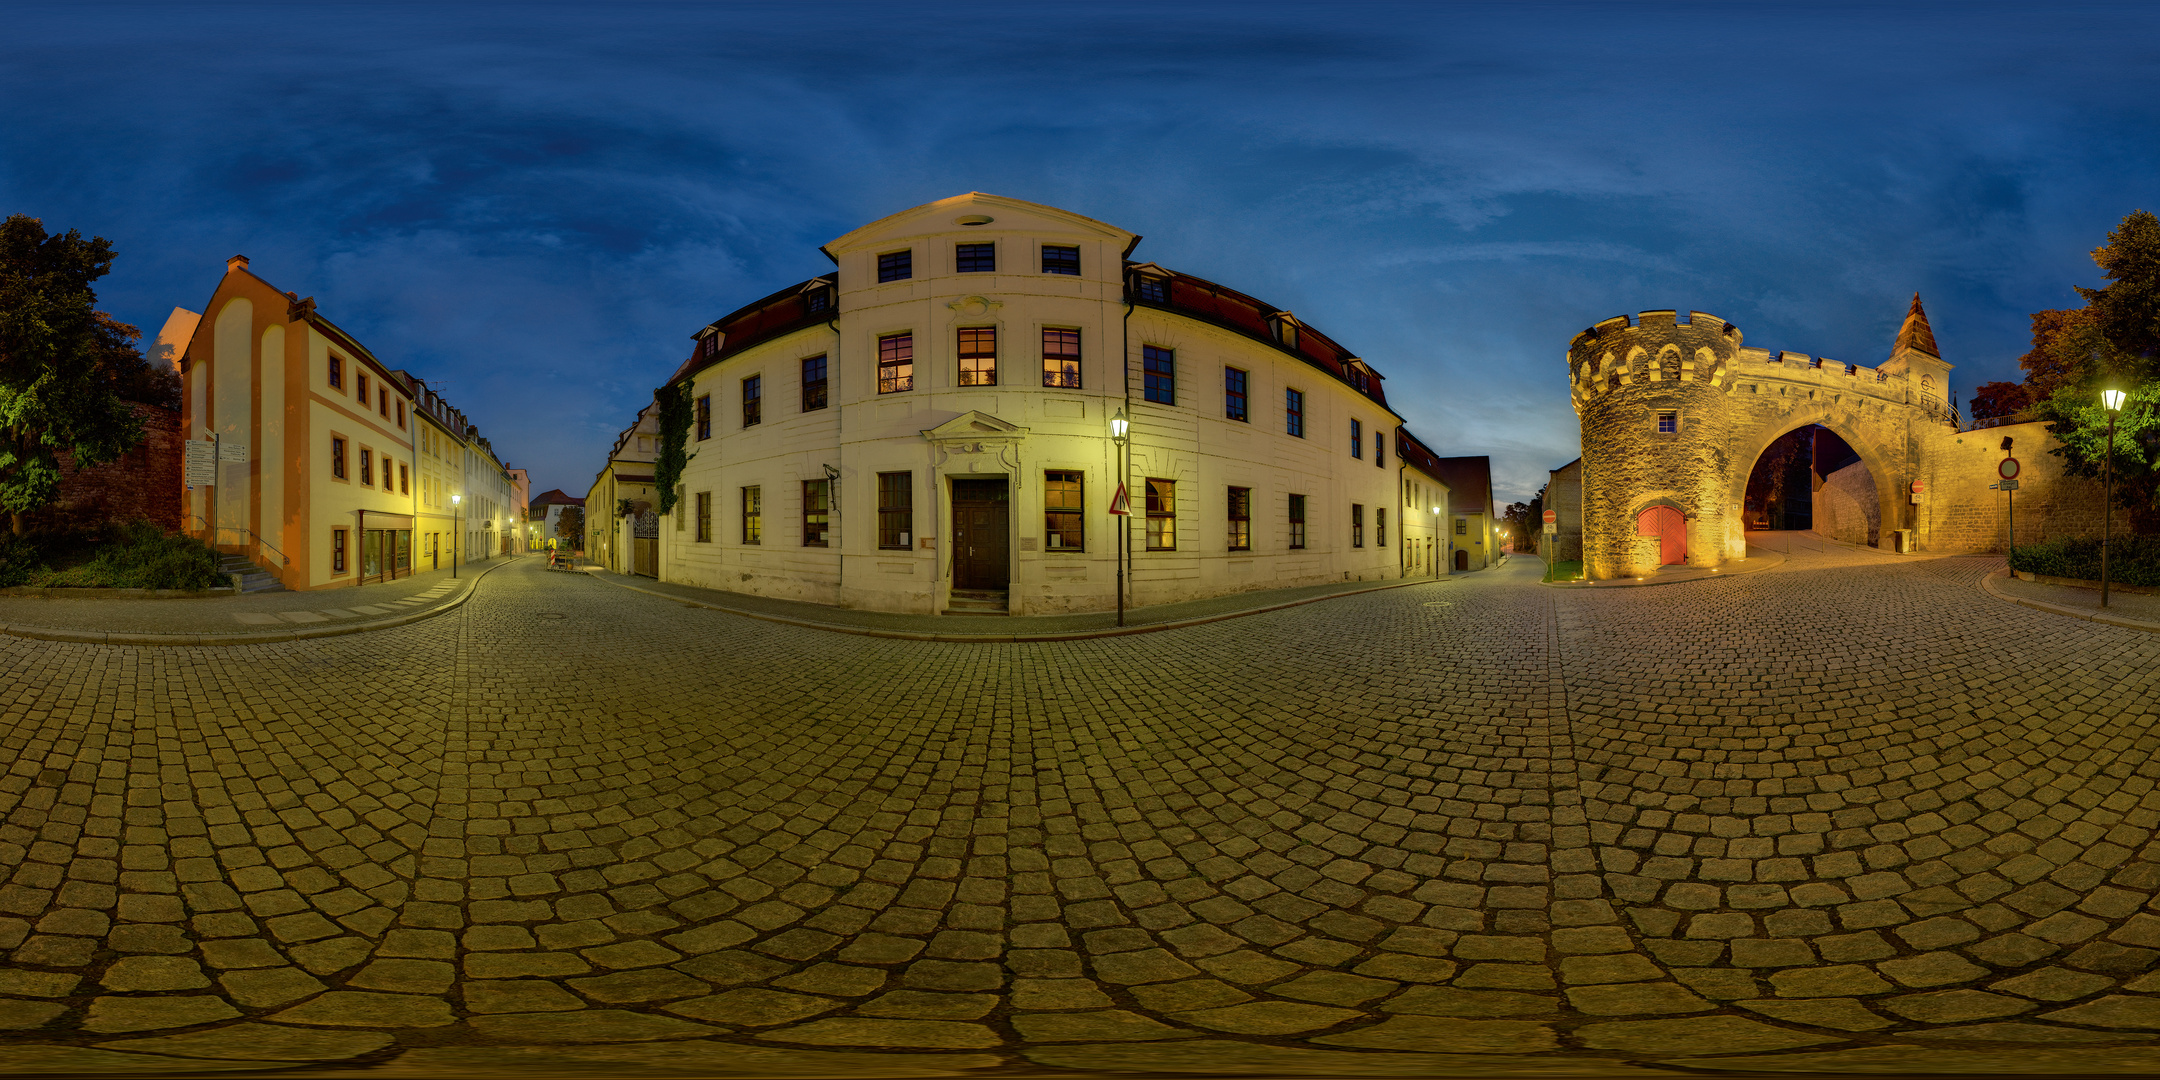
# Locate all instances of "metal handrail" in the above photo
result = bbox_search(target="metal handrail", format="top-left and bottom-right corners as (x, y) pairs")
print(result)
(186, 515), (291, 566)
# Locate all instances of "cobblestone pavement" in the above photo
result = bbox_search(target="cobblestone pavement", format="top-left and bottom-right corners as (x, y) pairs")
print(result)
(3, 549), (2159, 1076)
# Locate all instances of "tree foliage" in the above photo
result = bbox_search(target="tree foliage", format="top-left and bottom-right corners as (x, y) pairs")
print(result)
(2022, 210), (2160, 525)
(1501, 484), (1545, 548)
(555, 505), (584, 545)
(1968, 380), (2031, 421)
(0, 215), (154, 535)
(651, 381), (691, 515)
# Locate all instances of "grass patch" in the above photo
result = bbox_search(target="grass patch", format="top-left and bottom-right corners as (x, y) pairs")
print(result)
(2, 521), (223, 590)
(2009, 535), (2160, 588)
(1543, 559), (1583, 583)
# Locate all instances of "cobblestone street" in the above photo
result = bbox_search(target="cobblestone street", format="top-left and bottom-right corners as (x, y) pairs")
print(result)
(3, 549), (2159, 1076)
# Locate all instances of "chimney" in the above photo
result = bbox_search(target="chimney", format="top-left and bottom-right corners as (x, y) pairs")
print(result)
(226, 254), (250, 274)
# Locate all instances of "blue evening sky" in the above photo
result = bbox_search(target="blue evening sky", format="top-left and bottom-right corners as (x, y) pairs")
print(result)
(6, 2), (2157, 505)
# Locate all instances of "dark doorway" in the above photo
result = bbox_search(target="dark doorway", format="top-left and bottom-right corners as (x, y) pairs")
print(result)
(951, 478), (1011, 591)
(1454, 548), (1469, 572)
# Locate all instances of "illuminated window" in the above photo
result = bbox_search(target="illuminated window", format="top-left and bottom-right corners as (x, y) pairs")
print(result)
(1289, 494), (1306, 549)
(1045, 471), (1083, 550)
(802, 479), (829, 547)
(879, 333), (913, 394)
(1227, 486), (1250, 551)
(1145, 478), (1176, 551)
(958, 327), (997, 386)
(1042, 328), (1081, 389)
(742, 486), (761, 544)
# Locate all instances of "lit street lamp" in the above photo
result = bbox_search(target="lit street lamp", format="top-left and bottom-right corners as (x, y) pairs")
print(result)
(1111, 407), (1129, 628)
(450, 493), (462, 579)
(2101, 388), (2125, 607)
(1431, 505), (1442, 579)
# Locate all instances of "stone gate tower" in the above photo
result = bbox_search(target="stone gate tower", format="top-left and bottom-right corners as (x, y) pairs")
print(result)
(1567, 298), (1957, 579)
(1567, 311), (1746, 578)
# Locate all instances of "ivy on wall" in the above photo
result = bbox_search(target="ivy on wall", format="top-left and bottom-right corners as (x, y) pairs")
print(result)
(652, 382), (691, 516)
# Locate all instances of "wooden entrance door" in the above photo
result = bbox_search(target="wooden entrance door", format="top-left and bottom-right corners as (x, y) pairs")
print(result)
(1637, 505), (1687, 565)
(950, 478), (1010, 590)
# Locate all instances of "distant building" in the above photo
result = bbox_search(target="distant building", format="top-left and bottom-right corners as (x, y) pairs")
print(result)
(1396, 429), (1453, 578)
(1541, 457), (1582, 564)
(588, 403), (660, 576)
(1432, 456), (1498, 572)
(174, 255), (518, 589)
(529, 488), (585, 550)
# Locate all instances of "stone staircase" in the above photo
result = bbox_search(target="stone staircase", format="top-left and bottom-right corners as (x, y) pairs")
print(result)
(943, 588), (1009, 615)
(218, 554), (284, 593)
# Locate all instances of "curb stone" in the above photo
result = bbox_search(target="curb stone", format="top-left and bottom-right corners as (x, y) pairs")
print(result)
(1980, 567), (2160, 634)
(0, 557), (520, 646)
(1537, 547), (1788, 589)
(583, 570), (1442, 642)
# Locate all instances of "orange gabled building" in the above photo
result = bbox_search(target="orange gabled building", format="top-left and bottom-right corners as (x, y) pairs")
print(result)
(176, 255), (419, 589)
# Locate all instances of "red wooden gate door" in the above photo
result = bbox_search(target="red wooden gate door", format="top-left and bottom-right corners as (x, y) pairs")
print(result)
(1636, 505), (1687, 565)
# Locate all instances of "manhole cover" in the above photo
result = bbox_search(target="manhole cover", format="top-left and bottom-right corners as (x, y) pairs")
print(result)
(537, 612), (568, 620)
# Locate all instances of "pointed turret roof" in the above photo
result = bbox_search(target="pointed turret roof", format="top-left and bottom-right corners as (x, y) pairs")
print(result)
(1893, 293), (1939, 359)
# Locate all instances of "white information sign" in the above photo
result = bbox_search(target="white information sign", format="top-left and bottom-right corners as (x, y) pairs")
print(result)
(183, 440), (218, 485)
(218, 441), (248, 462)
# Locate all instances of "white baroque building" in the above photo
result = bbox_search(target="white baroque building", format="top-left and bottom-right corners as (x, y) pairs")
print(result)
(659, 193), (1450, 615)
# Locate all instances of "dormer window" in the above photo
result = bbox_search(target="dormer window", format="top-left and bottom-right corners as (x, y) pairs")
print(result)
(1134, 276), (1167, 303)
(1269, 314), (1299, 350)
(804, 286), (832, 314)
(697, 325), (724, 358)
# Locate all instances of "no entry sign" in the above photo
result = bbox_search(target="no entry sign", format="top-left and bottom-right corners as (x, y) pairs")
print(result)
(1543, 510), (1557, 524)
(1999, 457), (2021, 480)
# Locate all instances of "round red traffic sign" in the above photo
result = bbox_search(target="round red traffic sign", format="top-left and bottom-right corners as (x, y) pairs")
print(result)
(1910, 480), (1926, 495)
(1999, 457), (2020, 480)
(1543, 510), (1557, 524)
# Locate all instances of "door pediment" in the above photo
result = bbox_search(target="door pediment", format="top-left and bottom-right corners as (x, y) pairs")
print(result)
(921, 410), (1028, 442)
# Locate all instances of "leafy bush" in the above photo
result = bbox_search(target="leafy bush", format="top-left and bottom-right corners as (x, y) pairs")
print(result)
(0, 533), (42, 588)
(26, 521), (221, 590)
(2009, 534), (2160, 588)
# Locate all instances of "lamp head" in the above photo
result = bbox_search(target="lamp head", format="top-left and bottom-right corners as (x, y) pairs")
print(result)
(1110, 407), (1128, 443)
(450, 494), (461, 505)
(2103, 388), (2127, 412)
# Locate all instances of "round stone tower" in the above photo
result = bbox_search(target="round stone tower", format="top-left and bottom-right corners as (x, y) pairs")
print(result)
(1567, 310), (1744, 578)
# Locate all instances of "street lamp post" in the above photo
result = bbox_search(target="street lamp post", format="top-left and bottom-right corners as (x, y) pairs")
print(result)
(1432, 505), (1442, 579)
(2101, 388), (2125, 607)
(1111, 407), (1129, 628)
(450, 493), (462, 579)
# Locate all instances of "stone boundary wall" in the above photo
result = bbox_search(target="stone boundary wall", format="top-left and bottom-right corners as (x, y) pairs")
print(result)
(25, 402), (182, 535)
(1916, 420), (2119, 552)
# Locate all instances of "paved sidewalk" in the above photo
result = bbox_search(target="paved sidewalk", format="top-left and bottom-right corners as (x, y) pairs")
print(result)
(0, 555), (521, 643)
(584, 562), (1502, 640)
(1984, 567), (2160, 632)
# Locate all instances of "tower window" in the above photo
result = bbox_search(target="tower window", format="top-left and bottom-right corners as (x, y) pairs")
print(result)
(1657, 411), (1678, 434)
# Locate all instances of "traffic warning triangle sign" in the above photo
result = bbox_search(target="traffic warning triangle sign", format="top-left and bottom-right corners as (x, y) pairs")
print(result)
(1109, 483), (1130, 516)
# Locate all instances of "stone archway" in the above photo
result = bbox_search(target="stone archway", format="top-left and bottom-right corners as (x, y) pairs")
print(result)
(1726, 411), (1905, 554)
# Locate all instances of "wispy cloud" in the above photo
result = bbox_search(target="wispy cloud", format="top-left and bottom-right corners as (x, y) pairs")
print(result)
(5, 1), (2157, 502)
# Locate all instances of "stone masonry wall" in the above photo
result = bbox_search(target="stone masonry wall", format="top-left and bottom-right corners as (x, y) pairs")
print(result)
(1814, 459), (1880, 546)
(1916, 419), (2118, 551)
(25, 402), (182, 535)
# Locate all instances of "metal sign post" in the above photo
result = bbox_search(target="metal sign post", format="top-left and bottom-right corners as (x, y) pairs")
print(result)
(1998, 457), (2021, 564)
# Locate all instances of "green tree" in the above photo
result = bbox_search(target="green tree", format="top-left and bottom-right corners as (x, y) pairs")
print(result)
(556, 505), (584, 547)
(0, 215), (151, 535)
(2026, 210), (2160, 525)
